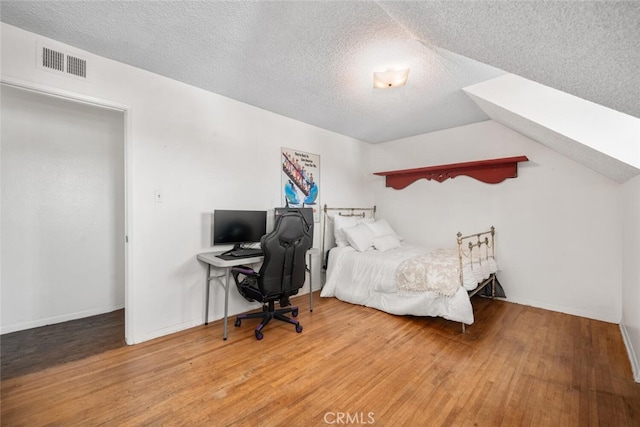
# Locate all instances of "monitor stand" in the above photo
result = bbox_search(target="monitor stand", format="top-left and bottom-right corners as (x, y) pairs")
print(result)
(222, 243), (244, 256)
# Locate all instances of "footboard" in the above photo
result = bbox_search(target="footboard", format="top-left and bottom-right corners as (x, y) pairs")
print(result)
(457, 226), (498, 332)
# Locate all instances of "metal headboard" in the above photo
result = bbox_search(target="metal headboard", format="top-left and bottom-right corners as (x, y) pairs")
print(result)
(321, 204), (377, 268)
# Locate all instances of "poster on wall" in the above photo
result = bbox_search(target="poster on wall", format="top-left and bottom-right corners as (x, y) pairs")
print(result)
(281, 148), (320, 222)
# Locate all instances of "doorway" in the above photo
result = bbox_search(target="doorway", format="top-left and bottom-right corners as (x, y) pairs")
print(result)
(1, 84), (127, 341)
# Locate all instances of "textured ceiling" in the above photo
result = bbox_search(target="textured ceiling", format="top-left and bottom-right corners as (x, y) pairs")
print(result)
(1, 1), (639, 144)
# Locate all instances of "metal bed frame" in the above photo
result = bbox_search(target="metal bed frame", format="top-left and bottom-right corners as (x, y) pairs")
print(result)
(321, 204), (376, 268)
(456, 227), (498, 332)
(321, 204), (499, 333)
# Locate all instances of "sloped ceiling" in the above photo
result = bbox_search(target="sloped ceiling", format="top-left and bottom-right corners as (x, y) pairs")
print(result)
(2, 1), (639, 183)
(465, 74), (640, 183)
(2, 1), (638, 147)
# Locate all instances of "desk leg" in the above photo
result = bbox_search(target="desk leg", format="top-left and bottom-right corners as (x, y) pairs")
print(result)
(223, 267), (230, 340)
(205, 264), (211, 325)
(309, 253), (313, 312)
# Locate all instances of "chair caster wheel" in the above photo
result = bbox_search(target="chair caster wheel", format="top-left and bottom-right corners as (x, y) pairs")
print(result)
(296, 324), (303, 333)
(292, 309), (299, 317)
(234, 319), (241, 327)
(255, 330), (263, 340)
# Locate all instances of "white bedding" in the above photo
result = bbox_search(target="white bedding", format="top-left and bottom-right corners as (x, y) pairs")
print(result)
(320, 243), (498, 325)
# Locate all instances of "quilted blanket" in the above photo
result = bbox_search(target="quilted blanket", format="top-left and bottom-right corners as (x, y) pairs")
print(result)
(396, 248), (461, 296)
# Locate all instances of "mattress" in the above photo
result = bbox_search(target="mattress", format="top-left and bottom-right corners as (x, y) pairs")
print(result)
(320, 243), (497, 325)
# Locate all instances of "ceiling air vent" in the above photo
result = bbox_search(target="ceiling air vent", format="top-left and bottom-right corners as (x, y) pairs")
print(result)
(66, 55), (87, 78)
(42, 46), (65, 72)
(37, 43), (89, 80)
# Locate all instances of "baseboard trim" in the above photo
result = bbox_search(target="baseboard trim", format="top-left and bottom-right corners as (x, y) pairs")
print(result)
(1, 305), (124, 335)
(131, 319), (202, 345)
(619, 323), (640, 383)
(129, 291), (319, 345)
(504, 296), (618, 324)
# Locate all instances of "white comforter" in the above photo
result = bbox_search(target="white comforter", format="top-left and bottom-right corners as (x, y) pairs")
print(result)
(320, 243), (497, 325)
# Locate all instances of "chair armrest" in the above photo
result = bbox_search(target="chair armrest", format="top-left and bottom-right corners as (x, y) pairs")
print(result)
(231, 265), (258, 285)
(231, 266), (256, 275)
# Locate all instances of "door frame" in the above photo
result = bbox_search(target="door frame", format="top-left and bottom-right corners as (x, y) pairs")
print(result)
(1, 76), (134, 344)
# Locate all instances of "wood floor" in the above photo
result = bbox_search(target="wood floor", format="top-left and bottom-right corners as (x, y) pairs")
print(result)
(1, 309), (126, 381)
(1, 293), (639, 426)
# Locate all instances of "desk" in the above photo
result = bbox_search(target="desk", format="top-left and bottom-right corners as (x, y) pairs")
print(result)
(197, 249), (318, 340)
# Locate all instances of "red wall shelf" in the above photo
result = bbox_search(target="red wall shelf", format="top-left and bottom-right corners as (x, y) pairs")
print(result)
(374, 156), (529, 189)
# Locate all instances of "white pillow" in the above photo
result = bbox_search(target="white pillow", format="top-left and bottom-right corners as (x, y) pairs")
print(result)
(366, 219), (398, 239)
(333, 215), (359, 247)
(372, 234), (402, 252)
(342, 223), (375, 252)
(333, 215), (375, 247)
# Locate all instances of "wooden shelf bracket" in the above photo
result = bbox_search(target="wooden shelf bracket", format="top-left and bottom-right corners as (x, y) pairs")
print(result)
(374, 156), (529, 189)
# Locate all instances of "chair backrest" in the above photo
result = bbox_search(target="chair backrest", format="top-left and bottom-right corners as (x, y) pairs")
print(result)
(274, 207), (314, 246)
(258, 212), (313, 299)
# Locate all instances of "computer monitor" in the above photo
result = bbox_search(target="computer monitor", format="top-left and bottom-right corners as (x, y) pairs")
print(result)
(213, 209), (267, 249)
(274, 207), (314, 246)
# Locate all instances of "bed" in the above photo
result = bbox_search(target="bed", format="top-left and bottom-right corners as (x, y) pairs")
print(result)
(319, 205), (504, 332)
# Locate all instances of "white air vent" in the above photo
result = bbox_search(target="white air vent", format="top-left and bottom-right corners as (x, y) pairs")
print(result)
(37, 42), (89, 81)
(42, 47), (65, 72)
(66, 55), (87, 78)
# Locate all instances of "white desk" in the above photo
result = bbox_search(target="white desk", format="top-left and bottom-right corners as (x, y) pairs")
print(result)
(197, 249), (318, 340)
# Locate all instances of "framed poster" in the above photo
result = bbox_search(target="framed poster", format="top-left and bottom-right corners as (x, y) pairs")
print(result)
(281, 148), (320, 222)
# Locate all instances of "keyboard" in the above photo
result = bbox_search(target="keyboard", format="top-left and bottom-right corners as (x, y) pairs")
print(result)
(228, 248), (263, 258)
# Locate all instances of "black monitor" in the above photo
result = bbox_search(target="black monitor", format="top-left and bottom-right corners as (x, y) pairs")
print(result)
(213, 209), (267, 249)
(274, 207), (314, 246)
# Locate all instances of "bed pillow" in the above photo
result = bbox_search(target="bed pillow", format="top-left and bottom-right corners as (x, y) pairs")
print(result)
(342, 223), (375, 252)
(372, 234), (402, 252)
(333, 215), (359, 247)
(333, 215), (375, 247)
(366, 219), (401, 240)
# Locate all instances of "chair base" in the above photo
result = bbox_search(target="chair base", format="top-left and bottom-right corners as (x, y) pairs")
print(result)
(235, 301), (302, 340)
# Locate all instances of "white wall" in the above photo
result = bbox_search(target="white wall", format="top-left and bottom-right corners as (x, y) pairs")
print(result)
(1, 85), (125, 333)
(371, 120), (622, 323)
(621, 174), (640, 381)
(1, 23), (372, 343)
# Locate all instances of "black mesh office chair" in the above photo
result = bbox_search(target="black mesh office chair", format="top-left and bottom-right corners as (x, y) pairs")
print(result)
(232, 212), (313, 340)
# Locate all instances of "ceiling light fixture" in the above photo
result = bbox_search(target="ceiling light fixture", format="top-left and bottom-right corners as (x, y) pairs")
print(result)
(373, 68), (410, 89)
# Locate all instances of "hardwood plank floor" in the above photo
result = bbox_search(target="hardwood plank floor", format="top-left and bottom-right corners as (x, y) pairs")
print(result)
(1, 309), (125, 381)
(1, 293), (639, 426)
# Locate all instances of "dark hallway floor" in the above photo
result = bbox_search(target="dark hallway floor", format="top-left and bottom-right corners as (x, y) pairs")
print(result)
(1, 309), (125, 381)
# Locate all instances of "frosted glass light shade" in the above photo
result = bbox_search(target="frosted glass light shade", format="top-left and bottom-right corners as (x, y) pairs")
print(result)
(373, 68), (410, 89)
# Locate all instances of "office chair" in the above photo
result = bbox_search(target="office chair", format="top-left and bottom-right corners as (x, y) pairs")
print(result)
(232, 212), (313, 340)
